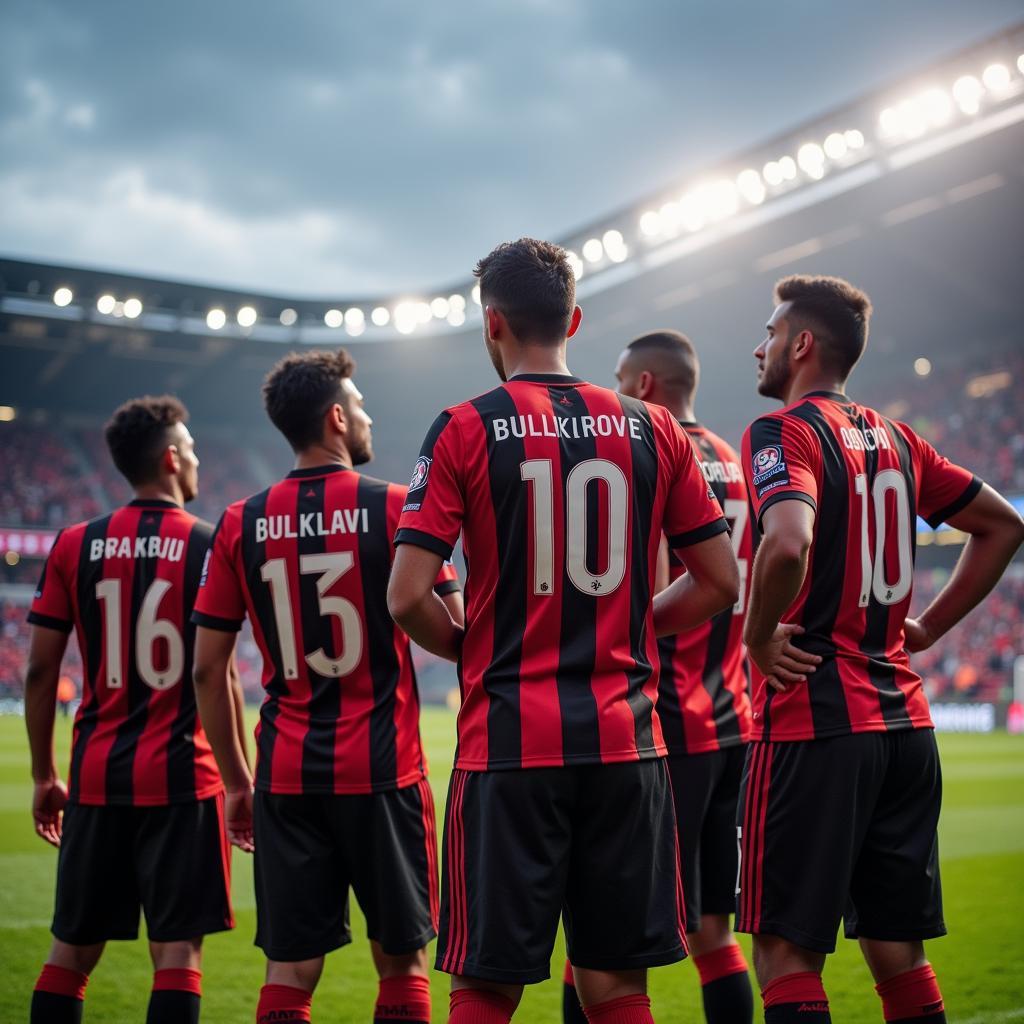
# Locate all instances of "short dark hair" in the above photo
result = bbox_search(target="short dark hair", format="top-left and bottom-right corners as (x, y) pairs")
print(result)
(474, 237), (576, 345)
(105, 395), (189, 486)
(263, 348), (356, 452)
(626, 330), (699, 395)
(774, 274), (872, 378)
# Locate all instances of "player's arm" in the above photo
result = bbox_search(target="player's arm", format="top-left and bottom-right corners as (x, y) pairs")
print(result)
(194, 626), (254, 851)
(743, 500), (822, 691)
(653, 532), (738, 635)
(227, 648), (250, 770)
(906, 483), (1024, 651)
(388, 545), (465, 661)
(24, 625), (70, 848)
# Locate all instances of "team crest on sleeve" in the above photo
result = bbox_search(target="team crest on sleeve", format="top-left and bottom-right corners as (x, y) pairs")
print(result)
(409, 456), (431, 492)
(751, 445), (786, 486)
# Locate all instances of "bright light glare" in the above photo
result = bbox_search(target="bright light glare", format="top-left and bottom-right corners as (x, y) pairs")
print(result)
(823, 132), (847, 159)
(280, 308), (298, 326)
(736, 168), (765, 204)
(97, 294), (116, 315)
(0, 406), (16, 422)
(566, 251), (584, 280)
(237, 305), (257, 327)
(346, 319), (365, 337)
(371, 306), (390, 326)
(678, 192), (705, 232)
(778, 156), (797, 180)
(1018, 54), (1024, 75)
(448, 294), (466, 312)
(345, 307), (365, 328)
(415, 302), (432, 325)
(920, 88), (952, 126)
(602, 229), (623, 250)
(123, 297), (143, 319)
(982, 63), (1011, 91)
(797, 142), (825, 174)
(639, 210), (661, 236)
(952, 75), (983, 113)
(914, 357), (932, 377)
(206, 309), (226, 330)
(447, 309), (466, 327)
(431, 297), (450, 319)
(582, 238), (603, 263)
(762, 161), (783, 186)
(394, 302), (418, 334)
(324, 308), (343, 328)
(53, 287), (73, 307)
(845, 129), (865, 149)
(471, 284), (481, 305)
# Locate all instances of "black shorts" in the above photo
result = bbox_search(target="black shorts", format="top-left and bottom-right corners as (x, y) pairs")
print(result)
(52, 795), (233, 945)
(667, 745), (745, 931)
(253, 778), (438, 961)
(436, 759), (687, 985)
(736, 729), (945, 954)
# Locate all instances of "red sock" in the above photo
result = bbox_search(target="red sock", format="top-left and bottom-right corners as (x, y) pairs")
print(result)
(448, 988), (515, 1024)
(34, 965), (89, 1000)
(694, 943), (749, 985)
(583, 994), (654, 1024)
(153, 968), (203, 996)
(375, 974), (431, 1022)
(564, 958), (576, 985)
(257, 984), (312, 1024)
(762, 972), (830, 1023)
(876, 964), (945, 1022)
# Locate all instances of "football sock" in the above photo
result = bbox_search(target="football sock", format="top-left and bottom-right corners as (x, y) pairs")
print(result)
(694, 944), (754, 1024)
(582, 994), (654, 1024)
(448, 987), (516, 1024)
(375, 974), (431, 1023)
(762, 971), (831, 1023)
(875, 964), (946, 1022)
(146, 968), (202, 1024)
(257, 984), (313, 1023)
(31, 964), (88, 1024)
(562, 959), (588, 1024)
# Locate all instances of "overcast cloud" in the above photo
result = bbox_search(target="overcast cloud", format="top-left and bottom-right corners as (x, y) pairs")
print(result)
(0, 0), (1020, 296)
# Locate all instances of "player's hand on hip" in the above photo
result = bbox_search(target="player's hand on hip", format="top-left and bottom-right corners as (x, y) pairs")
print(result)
(747, 623), (821, 692)
(903, 617), (936, 653)
(225, 787), (255, 853)
(32, 777), (68, 848)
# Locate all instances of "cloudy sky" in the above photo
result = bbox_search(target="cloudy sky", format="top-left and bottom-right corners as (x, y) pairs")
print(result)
(1, 0), (1020, 297)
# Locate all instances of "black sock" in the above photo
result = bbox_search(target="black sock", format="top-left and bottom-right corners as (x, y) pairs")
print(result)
(765, 1005), (831, 1024)
(702, 970), (754, 1024)
(563, 981), (589, 1024)
(31, 990), (83, 1024)
(146, 989), (201, 1024)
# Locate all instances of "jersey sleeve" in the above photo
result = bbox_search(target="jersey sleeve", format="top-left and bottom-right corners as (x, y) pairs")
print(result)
(742, 413), (819, 531)
(662, 417), (730, 548)
(387, 481), (463, 595)
(434, 559), (462, 596)
(27, 529), (74, 633)
(908, 427), (982, 527)
(191, 510), (246, 632)
(394, 410), (465, 561)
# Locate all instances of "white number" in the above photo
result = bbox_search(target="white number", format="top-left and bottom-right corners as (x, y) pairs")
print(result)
(723, 498), (749, 615)
(735, 825), (743, 896)
(521, 458), (629, 597)
(95, 578), (184, 690)
(854, 469), (913, 607)
(260, 552), (363, 679)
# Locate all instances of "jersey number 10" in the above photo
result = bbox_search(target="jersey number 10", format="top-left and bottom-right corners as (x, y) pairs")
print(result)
(854, 470), (913, 607)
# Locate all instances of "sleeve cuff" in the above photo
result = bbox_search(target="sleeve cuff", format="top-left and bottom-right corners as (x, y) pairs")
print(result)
(925, 476), (982, 528)
(756, 490), (817, 532)
(433, 579), (462, 596)
(191, 611), (244, 633)
(667, 517), (729, 549)
(394, 528), (454, 561)
(26, 611), (73, 634)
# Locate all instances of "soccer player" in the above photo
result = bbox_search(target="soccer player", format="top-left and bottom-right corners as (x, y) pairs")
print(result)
(192, 349), (462, 1024)
(24, 397), (235, 1024)
(387, 238), (740, 1024)
(737, 275), (1024, 1024)
(604, 330), (754, 1024)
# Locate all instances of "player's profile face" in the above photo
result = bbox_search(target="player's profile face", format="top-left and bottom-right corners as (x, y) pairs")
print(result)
(170, 422), (199, 502)
(341, 379), (373, 465)
(613, 350), (640, 398)
(755, 303), (794, 400)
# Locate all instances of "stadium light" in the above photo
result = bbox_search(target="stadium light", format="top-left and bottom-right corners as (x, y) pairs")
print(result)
(345, 308), (365, 329)
(763, 161), (784, 186)
(393, 302), (418, 334)
(736, 168), (766, 205)
(324, 308), (343, 328)
(1018, 54), (1024, 75)
(431, 297), (450, 319)
(602, 229), (628, 263)
(206, 309), (226, 330)
(952, 75), (983, 114)
(678, 191), (705, 232)
(582, 238), (603, 263)
(797, 142), (826, 176)
(639, 210), (662, 236)
(371, 306), (390, 326)
(279, 308), (298, 326)
(97, 294), (116, 315)
(778, 156), (797, 180)
(53, 287), (73, 307)
(471, 284), (481, 305)
(0, 406), (15, 422)
(566, 250), (584, 280)
(982, 62), (1011, 92)
(914, 357), (932, 377)
(447, 308), (466, 327)
(448, 294), (466, 312)
(415, 302), (432, 325)
(346, 319), (365, 338)
(237, 305), (257, 327)
(123, 297), (143, 319)
(823, 132), (847, 159)
(845, 129), (865, 149)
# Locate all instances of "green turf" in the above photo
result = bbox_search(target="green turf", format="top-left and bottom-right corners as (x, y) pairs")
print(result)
(1, 711), (1021, 1022)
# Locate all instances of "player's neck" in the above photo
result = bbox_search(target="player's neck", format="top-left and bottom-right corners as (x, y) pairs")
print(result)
(294, 442), (352, 471)
(503, 342), (571, 380)
(783, 370), (847, 406)
(132, 480), (183, 507)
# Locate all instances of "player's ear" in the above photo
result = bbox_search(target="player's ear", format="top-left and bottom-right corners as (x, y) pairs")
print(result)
(325, 401), (347, 439)
(163, 444), (181, 476)
(638, 370), (655, 399)
(485, 306), (503, 341)
(566, 305), (583, 339)
(793, 329), (815, 361)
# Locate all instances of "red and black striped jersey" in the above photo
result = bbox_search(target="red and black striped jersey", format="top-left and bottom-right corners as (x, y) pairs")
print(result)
(395, 374), (728, 772)
(27, 500), (222, 806)
(742, 391), (980, 742)
(657, 424), (753, 755)
(192, 465), (460, 795)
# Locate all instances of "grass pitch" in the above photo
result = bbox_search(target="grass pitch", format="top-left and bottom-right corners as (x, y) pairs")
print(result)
(0, 710), (1021, 1022)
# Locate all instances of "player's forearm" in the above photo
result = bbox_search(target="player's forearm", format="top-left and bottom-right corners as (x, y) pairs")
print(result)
(231, 677), (251, 770)
(392, 591), (464, 662)
(653, 572), (735, 637)
(743, 536), (808, 646)
(24, 665), (60, 782)
(194, 665), (253, 791)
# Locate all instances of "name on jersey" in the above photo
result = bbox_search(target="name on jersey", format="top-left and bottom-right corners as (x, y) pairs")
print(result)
(492, 413), (643, 442)
(840, 425), (891, 451)
(700, 460), (743, 485)
(254, 509), (369, 542)
(90, 536), (185, 562)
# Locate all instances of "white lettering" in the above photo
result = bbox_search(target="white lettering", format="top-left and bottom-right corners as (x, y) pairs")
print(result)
(90, 539), (104, 561)
(841, 425), (892, 452)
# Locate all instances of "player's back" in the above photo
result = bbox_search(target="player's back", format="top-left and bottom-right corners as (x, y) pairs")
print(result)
(195, 465), (446, 794)
(743, 390), (980, 741)
(29, 500), (222, 805)
(396, 373), (726, 771)
(658, 424), (752, 754)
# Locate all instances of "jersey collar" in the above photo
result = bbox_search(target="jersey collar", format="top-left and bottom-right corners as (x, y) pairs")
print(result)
(127, 498), (181, 510)
(802, 389), (850, 403)
(286, 464), (351, 479)
(508, 373), (584, 385)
